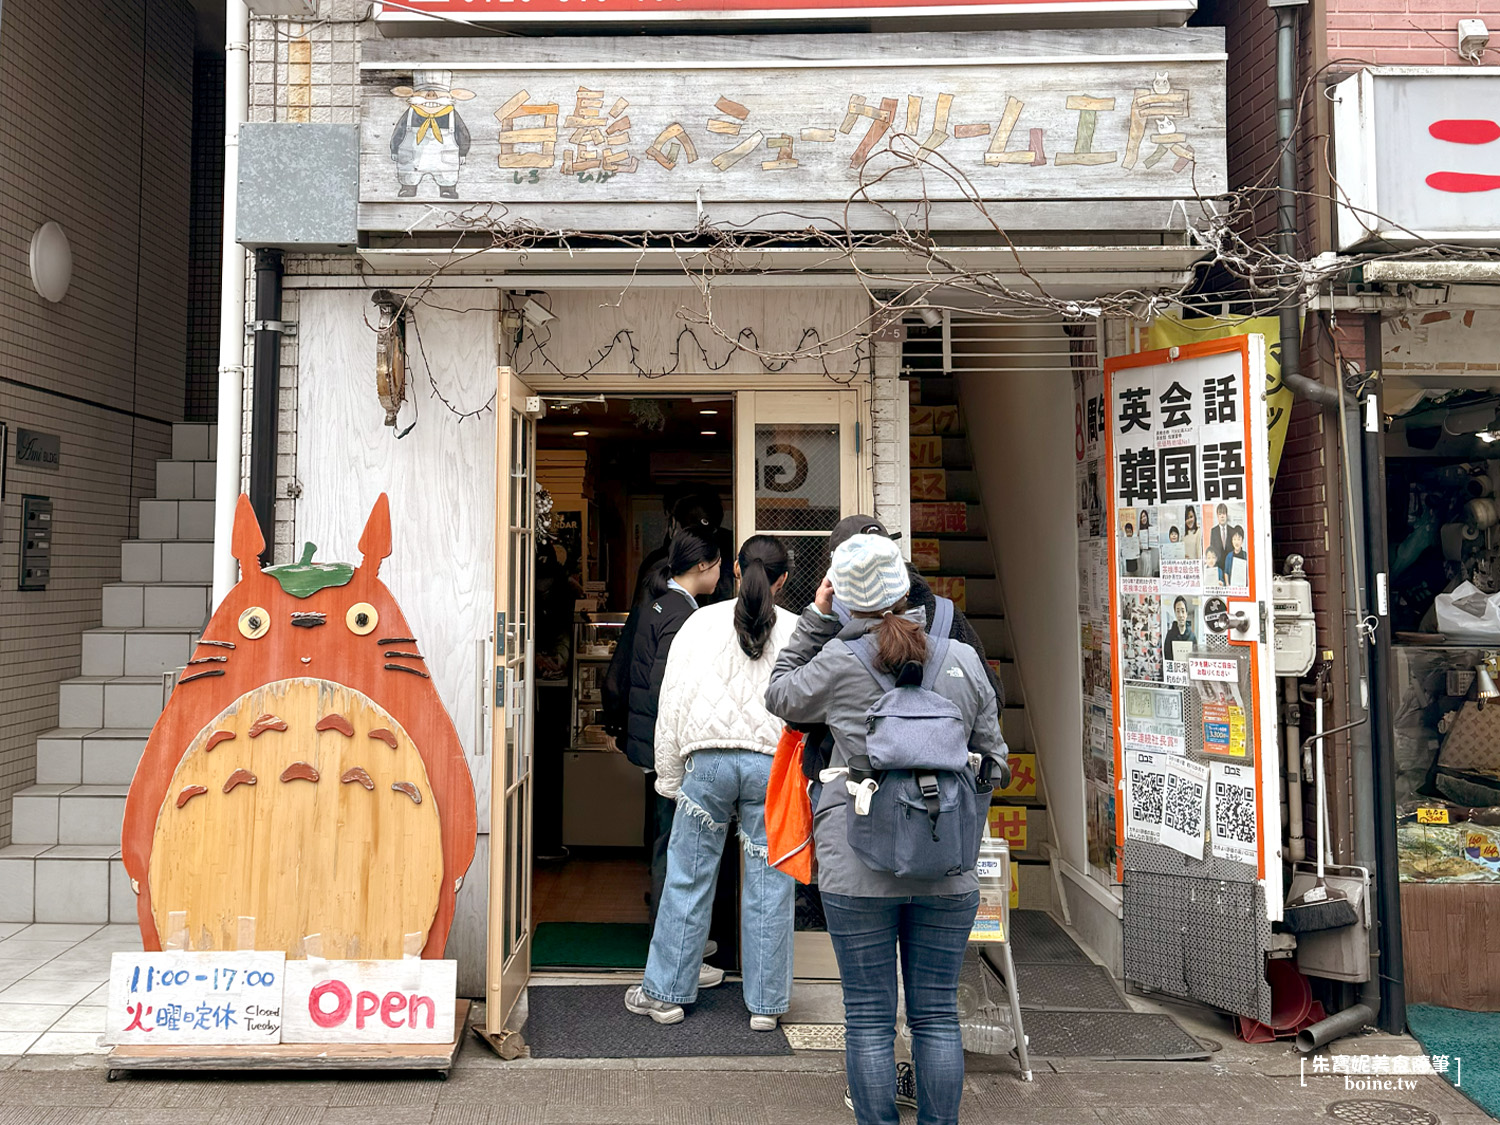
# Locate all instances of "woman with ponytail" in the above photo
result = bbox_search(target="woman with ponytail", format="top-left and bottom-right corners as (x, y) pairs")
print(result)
(765, 534), (1006, 1125)
(625, 535), (799, 1031)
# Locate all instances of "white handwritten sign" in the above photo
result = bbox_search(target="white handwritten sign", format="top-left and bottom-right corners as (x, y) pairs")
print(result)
(105, 951), (286, 1045)
(1188, 657), (1238, 682)
(281, 960), (458, 1044)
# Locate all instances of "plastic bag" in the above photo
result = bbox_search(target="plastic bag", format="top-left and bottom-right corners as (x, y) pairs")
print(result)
(1436, 581), (1500, 642)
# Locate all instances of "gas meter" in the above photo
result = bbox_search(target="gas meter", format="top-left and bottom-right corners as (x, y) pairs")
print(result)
(1273, 555), (1317, 677)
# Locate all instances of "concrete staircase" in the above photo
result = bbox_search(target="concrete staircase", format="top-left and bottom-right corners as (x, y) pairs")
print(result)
(0, 424), (217, 924)
(907, 374), (1055, 913)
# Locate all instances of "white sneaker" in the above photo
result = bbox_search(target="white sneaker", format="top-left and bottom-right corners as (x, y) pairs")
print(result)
(624, 985), (684, 1025)
(750, 1014), (779, 1032)
(704, 939), (718, 958)
(699, 962), (725, 988)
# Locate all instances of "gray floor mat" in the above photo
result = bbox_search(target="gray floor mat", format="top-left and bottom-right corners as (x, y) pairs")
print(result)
(525, 983), (792, 1059)
(1007, 910), (1091, 963)
(1017, 1009), (1210, 1061)
(1006, 960), (1131, 1012)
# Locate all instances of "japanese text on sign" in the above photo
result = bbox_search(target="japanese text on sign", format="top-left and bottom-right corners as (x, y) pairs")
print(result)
(106, 951), (285, 1045)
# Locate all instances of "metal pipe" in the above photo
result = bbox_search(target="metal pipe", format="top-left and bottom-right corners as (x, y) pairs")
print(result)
(211, 0), (251, 607)
(1362, 387), (1406, 1033)
(247, 248), (285, 564)
(1297, 1002), (1377, 1053)
(1285, 676), (1305, 863)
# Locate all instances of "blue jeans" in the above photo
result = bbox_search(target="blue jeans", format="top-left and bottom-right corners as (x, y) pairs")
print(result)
(642, 750), (795, 1014)
(822, 891), (981, 1125)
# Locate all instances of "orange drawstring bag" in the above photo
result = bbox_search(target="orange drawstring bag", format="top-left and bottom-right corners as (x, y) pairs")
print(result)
(765, 727), (815, 884)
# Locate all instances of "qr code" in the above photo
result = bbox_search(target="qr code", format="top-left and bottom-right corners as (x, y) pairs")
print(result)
(1213, 781), (1256, 844)
(1130, 768), (1164, 824)
(1164, 773), (1206, 835)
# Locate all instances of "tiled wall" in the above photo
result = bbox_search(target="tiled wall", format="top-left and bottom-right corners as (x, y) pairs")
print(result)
(0, 0), (195, 843)
(186, 52), (227, 425)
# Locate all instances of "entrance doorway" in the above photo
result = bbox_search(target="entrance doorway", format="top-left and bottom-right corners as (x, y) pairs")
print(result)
(486, 377), (866, 1037)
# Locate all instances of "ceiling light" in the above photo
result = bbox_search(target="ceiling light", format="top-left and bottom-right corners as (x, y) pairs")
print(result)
(701, 430), (717, 436)
(700, 409), (718, 415)
(572, 430), (589, 437)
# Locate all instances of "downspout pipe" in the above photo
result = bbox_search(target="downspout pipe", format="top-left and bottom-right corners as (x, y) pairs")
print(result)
(1272, 0), (1332, 408)
(247, 248), (285, 565)
(211, 0), (250, 607)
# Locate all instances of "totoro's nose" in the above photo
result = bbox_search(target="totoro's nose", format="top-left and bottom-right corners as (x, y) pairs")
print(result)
(291, 612), (326, 628)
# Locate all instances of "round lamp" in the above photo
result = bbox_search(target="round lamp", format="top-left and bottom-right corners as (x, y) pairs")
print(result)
(29, 222), (72, 303)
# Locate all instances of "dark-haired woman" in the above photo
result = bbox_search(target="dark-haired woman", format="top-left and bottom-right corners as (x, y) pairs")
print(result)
(626, 535), (798, 1029)
(622, 525), (723, 921)
(765, 534), (1006, 1125)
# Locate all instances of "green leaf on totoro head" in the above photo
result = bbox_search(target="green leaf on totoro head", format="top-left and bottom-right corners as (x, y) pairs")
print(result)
(264, 543), (355, 599)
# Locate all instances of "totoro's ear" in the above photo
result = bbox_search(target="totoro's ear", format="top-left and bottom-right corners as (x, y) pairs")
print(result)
(358, 493), (393, 575)
(232, 495), (265, 575)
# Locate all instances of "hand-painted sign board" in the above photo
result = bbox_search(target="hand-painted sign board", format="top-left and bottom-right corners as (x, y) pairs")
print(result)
(357, 35), (1226, 231)
(105, 951), (286, 1045)
(282, 959), (458, 1044)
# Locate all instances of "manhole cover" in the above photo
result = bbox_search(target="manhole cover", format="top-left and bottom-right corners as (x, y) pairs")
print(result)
(1327, 1100), (1440, 1125)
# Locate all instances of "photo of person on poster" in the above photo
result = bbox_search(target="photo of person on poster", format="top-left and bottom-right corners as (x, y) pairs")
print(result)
(1161, 594), (1199, 666)
(1119, 509), (1158, 579)
(1203, 501), (1247, 587)
(1181, 504), (1203, 559)
(1158, 505), (1184, 562)
(1121, 592), (1163, 682)
(1227, 525), (1249, 588)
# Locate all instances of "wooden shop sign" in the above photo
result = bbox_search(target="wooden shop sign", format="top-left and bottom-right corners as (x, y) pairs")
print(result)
(357, 32), (1226, 231)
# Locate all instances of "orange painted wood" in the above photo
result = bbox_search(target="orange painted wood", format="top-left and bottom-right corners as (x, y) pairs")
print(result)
(121, 494), (478, 961)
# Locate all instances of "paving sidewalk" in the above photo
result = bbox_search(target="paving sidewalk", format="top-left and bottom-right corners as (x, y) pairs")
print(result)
(0, 993), (1487, 1124)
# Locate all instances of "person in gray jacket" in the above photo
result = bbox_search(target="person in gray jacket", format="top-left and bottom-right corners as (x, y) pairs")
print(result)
(765, 534), (1007, 1125)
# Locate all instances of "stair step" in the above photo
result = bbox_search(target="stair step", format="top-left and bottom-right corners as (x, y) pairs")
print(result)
(139, 499), (215, 542)
(101, 583), (210, 629)
(36, 728), (149, 786)
(58, 676), (165, 730)
(171, 423), (217, 462)
(989, 801), (1051, 861)
(11, 785), (129, 847)
(120, 540), (214, 584)
(913, 376), (959, 405)
(1001, 708), (1028, 750)
(910, 503), (987, 538)
(965, 616), (1010, 659)
(927, 538), (992, 576)
(0, 845), (128, 925)
(81, 627), (200, 678)
(155, 459), (216, 501)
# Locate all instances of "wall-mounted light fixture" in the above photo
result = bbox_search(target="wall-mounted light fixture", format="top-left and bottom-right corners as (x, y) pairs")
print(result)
(29, 222), (72, 303)
(371, 290), (408, 427)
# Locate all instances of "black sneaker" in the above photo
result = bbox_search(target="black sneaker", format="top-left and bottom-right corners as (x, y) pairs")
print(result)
(844, 1062), (918, 1111)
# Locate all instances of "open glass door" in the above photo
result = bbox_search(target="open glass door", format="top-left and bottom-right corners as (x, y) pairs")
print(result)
(735, 390), (861, 611)
(735, 388), (860, 981)
(486, 369), (540, 1039)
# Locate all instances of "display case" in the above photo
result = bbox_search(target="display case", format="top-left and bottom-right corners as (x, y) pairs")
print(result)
(571, 613), (628, 749)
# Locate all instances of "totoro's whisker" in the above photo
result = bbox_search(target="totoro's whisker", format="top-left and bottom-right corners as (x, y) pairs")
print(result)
(187, 656), (227, 666)
(196, 639), (236, 650)
(179, 669), (226, 685)
(384, 663), (429, 678)
(377, 637), (416, 646)
(382, 651), (424, 660)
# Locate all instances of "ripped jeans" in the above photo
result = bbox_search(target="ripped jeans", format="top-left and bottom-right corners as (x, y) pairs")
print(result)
(641, 749), (795, 1014)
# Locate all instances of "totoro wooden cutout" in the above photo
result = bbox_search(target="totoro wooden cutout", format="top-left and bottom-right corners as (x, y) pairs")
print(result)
(121, 494), (478, 961)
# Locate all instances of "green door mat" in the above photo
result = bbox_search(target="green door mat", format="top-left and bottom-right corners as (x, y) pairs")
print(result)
(1405, 1003), (1496, 1117)
(533, 922), (652, 969)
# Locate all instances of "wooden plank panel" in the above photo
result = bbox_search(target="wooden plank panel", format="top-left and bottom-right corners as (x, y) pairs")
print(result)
(1400, 882), (1500, 1011)
(358, 47), (1225, 228)
(297, 289), (497, 981)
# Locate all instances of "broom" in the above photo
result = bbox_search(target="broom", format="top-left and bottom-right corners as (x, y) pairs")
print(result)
(1283, 685), (1358, 933)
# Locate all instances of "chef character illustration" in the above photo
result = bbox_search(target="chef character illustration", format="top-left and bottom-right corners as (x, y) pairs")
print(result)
(389, 69), (474, 199)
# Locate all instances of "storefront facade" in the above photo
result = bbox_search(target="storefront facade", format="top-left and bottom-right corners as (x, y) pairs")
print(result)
(224, 0), (1332, 1041)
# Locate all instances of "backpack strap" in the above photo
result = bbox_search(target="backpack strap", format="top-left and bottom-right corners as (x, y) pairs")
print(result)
(842, 636), (897, 693)
(920, 596), (956, 691)
(916, 770), (943, 841)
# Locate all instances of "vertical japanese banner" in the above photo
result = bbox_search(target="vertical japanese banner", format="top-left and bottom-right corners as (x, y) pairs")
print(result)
(1076, 368), (1115, 882)
(1104, 337), (1282, 913)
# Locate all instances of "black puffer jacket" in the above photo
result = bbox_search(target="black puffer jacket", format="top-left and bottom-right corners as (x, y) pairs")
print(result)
(621, 588), (697, 769)
(797, 567), (1003, 780)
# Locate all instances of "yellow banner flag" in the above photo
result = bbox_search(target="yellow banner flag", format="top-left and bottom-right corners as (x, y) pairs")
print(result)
(1145, 315), (1297, 489)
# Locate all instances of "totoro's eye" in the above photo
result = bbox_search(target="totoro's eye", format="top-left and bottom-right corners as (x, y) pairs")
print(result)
(238, 607), (271, 640)
(346, 602), (379, 636)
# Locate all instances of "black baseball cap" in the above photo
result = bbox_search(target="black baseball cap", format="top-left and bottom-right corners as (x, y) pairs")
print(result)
(828, 514), (902, 554)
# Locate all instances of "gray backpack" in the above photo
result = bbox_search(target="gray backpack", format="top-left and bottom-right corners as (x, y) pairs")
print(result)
(841, 598), (989, 880)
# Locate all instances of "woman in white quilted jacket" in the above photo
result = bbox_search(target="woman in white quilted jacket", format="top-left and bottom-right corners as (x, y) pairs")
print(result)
(625, 535), (799, 1031)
